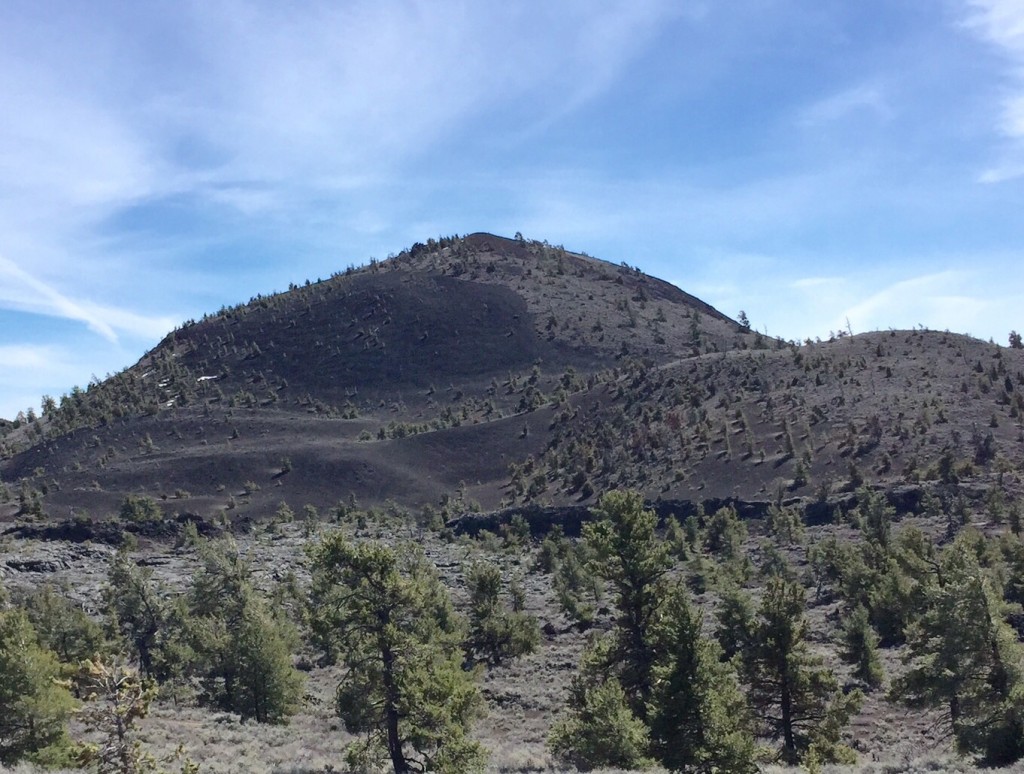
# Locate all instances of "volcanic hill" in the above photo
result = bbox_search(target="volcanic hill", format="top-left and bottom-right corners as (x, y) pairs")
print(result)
(1, 232), (1022, 534)
(3, 233), (1024, 772)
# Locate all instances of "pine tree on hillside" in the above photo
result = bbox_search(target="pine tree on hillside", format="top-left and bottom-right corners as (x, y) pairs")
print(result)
(891, 538), (1024, 765)
(583, 490), (671, 720)
(308, 533), (486, 774)
(649, 584), (757, 773)
(0, 602), (76, 765)
(743, 577), (862, 765)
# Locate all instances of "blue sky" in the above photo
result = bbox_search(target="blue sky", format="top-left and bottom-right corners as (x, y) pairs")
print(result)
(2, 0), (1023, 419)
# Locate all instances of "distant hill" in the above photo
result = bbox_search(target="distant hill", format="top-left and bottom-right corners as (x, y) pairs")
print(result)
(1, 232), (1021, 529)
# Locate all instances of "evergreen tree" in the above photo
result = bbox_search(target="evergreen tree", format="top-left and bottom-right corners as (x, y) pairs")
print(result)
(228, 600), (304, 724)
(552, 663), (647, 774)
(77, 658), (158, 774)
(552, 539), (602, 626)
(583, 490), (671, 719)
(807, 535), (850, 601)
(714, 582), (756, 662)
(187, 539), (304, 723)
(0, 603), (76, 765)
(1009, 501), (1022, 536)
(464, 561), (539, 666)
(857, 487), (894, 548)
(648, 584), (756, 773)
(839, 605), (884, 689)
(866, 559), (916, 646)
(102, 551), (180, 682)
(308, 533), (485, 774)
(758, 541), (796, 581)
(704, 505), (747, 560)
(21, 583), (107, 665)
(891, 538), (1024, 765)
(743, 578), (861, 764)
(554, 492), (758, 772)
(766, 504), (804, 546)
(76, 657), (199, 774)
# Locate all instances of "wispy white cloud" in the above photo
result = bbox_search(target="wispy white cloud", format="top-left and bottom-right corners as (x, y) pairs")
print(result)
(798, 266), (1020, 342)
(961, 0), (1024, 181)
(0, 1), (679, 337)
(0, 345), (62, 372)
(138, 0), (682, 190)
(839, 270), (971, 332)
(0, 253), (117, 342)
(791, 277), (844, 290)
(0, 253), (179, 343)
(797, 84), (891, 127)
(506, 167), (844, 251)
(964, 0), (1024, 53)
(0, 1), (1021, 417)
(0, 344), (92, 419)
(0, 1), (687, 412)
(978, 162), (1024, 182)
(666, 251), (1022, 345)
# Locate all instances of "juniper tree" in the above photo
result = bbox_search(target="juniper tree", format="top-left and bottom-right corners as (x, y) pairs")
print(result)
(308, 533), (485, 774)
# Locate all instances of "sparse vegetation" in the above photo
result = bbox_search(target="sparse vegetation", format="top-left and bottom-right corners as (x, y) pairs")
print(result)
(2, 234), (1024, 772)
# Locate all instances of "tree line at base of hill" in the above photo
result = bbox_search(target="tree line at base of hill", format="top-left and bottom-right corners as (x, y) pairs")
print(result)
(4, 486), (1024, 773)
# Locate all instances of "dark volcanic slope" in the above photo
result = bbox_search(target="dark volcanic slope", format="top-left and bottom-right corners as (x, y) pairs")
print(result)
(158, 232), (750, 408)
(181, 271), (565, 395)
(0, 233), (754, 523)
(515, 329), (1024, 507)
(2, 233), (1021, 530)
